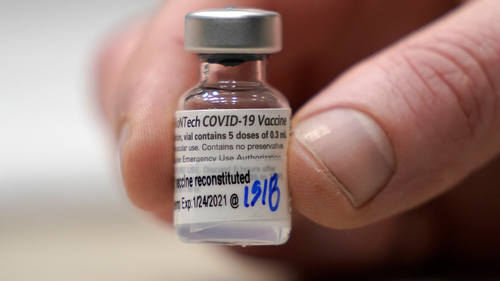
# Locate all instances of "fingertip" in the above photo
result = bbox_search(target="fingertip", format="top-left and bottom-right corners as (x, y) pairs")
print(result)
(119, 114), (175, 213)
(293, 108), (395, 207)
(288, 0), (500, 231)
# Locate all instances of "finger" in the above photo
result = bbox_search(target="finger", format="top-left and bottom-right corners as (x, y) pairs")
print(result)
(107, 0), (265, 220)
(290, 0), (500, 228)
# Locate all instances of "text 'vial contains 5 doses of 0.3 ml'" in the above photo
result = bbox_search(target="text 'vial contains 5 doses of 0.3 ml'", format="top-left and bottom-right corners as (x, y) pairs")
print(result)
(174, 8), (291, 246)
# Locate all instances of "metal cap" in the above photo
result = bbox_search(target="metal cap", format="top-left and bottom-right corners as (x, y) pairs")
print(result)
(185, 8), (282, 54)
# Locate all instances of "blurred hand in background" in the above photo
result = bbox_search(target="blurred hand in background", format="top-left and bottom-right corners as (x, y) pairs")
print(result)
(97, 0), (500, 277)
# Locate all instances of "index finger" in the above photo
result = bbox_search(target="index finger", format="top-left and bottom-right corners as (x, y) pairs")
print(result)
(99, 0), (248, 220)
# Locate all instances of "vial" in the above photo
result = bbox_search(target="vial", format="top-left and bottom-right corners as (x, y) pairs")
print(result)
(174, 8), (291, 245)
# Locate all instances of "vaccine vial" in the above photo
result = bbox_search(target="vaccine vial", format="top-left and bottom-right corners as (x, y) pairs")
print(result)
(174, 8), (291, 245)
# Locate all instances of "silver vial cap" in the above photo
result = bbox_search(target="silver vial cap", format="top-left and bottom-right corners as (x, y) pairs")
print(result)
(185, 8), (282, 54)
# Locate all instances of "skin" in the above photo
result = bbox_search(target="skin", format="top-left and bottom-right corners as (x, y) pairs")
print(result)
(97, 0), (500, 277)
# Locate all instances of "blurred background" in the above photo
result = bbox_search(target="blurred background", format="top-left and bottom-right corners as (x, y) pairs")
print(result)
(0, 0), (293, 280)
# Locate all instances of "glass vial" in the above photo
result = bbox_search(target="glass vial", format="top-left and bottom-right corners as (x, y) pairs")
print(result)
(174, 8), (291, 245)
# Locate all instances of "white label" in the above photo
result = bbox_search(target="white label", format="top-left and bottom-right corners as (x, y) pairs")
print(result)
(174, 108), (291, 225)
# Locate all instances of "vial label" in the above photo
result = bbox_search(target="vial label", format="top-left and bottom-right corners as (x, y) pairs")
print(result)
(174, 108), (291, 225)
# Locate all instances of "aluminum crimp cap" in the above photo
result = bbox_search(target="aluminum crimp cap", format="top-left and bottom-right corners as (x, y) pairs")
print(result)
(184, 7), (282, 54)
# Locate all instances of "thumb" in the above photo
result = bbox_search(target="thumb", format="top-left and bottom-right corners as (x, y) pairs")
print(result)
(290, 0), (500, 229)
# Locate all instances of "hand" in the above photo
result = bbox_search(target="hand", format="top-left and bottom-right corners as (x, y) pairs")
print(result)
(97, 0), (500, 276)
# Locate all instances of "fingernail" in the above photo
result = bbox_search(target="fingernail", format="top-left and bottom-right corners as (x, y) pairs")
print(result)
(293, 108), (395, 207)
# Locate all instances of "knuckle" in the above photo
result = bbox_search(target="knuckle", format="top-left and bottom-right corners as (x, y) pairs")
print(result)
(387, 36), (499, 146)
